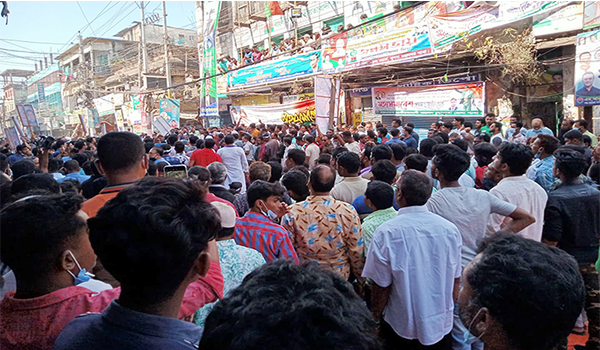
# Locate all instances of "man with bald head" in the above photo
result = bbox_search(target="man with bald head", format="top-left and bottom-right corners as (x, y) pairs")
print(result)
(525, 118), (554, 139)
(283, 164), (364, 285)
(363, 170), (462, 348)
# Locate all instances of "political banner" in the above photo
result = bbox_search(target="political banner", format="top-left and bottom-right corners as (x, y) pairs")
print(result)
(4, 127), (20, 149)
(321, 2), (444, 73)
(575, 29), (600, 106)
(235, 99), (316, 125)
(21, 104), (39, 127)
(201, 1), (220, 117)
(93, 95), (116, 116)
(533, 2), (583, 37)
(228, 51), (321, 88)
(88, 108), (100, 128)
(159, 99), (181, 129)
(373, 83), (485, 116)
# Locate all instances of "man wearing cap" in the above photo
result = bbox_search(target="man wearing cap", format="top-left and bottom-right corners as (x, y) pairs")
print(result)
(194, 202), (266, 330)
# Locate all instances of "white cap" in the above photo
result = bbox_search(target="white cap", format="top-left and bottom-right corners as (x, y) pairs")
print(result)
(211, 201), (236, 229)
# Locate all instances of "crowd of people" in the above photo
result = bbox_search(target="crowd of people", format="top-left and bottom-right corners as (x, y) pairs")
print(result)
(0, 113), (599, 350)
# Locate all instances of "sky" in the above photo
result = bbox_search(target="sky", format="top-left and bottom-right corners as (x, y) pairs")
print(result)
(0, 1), (198, 76)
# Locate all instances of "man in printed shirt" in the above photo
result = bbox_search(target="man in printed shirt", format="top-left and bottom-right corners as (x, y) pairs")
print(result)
(282, 164), (364, 283)
(234, 180), (299, 263)
(194, 202), (265, 331)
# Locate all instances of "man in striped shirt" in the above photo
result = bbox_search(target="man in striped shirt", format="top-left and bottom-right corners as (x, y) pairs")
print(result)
(234, 180), (299, 263)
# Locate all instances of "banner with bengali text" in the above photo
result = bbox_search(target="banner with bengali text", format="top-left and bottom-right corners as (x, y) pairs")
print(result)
(234, 99), (315, 125)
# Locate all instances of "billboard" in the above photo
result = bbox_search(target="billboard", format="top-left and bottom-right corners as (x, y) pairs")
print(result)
(373, 83), (485, 116)
(575, 29), (600, 106)
(159, 99), (181, 129)
(233, 99), (316, 125)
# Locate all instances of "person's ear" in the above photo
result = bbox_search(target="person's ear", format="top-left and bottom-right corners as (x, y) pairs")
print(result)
(191, 252), (210, 278)
(61, 250), (76, 271)
(95, 159), (106, 176)
(141, 154), (149, 170)
(474, 307), (492, 337)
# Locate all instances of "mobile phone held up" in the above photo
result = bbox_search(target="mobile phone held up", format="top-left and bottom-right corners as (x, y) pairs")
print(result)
(164, 164), (188, 179)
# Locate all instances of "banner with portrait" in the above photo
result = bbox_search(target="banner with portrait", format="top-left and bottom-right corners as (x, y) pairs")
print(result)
(373, 83), (485, 116)
(575, 29), (600, 106)
(233, 99), (316, 125)
(159, 98), (181, 129)
(201, 1), (220, 117)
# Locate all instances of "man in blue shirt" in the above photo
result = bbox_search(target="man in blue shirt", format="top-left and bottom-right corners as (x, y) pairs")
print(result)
(402, 125), (418, 149)
(53, 177), (223, 350)
(525, 118), (554, 139)
(7, 144), (31, 166)
(57, 160), (91, 184)
(385, 129), (407, 145)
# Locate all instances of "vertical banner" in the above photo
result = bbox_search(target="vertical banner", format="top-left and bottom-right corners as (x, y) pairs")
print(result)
(4, 127), (20, 149)
(575, 29), (600, 106)
(314, 76), (341, 133)
(11, 115), (26, 139)
(37, 83), (46, 103)
(201, 1), (221, 118)
(159, 98), (181, 129)
(89, 108), (100, 128)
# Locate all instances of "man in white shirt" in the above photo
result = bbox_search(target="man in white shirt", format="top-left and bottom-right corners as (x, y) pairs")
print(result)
(489, 122), (504, 148)
(330, 151), (369, 204)
(339, 131), (361, 155)
(425, 144), (535, 350)
(487, 143), (547, 241)
(217, 134), (249, 193)
(364, 170), (462, 348)
(304, 135), (320, 170)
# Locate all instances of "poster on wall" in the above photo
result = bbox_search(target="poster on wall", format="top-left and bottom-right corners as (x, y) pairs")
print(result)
(159, 99), (181, 129)
(229, 51), (321, 87)
(233, 99), (316, 125)
(373, 83), (485, 116)
(575, 29), (600, 106)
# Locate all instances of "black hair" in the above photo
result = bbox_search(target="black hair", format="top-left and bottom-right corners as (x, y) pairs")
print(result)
(443, 122), (453, 130)
(371, 144), (392, 161)
(167, 135), (178, 146)
(188, 166), (210, 183)
(464, 121), (473, 129)
(267, 161), (283, 183)
(589, 162), (600, 186)
(310, 165), (336, 193)
(475, 133), (491, 143)
(434, 131), (449, 144)
(365, 180), (393, 210)
(146, 160), (157, 176)
(389, 143), (406, 162)
(371, 160), (397, 184)
(432, 144), (470, 181)
(89, 177), (220, 304)
(583, 135), (592, 146)
(341, 130), (352, 138)
(337, 152), (361, 174)
(367, 130), (376, 140)
(97, 132), (145, 174)
(196, 139), (205, 149)
(291, 165), (310, 181)
(399, 170), (432, 206)
(497, 143), (533, 176)
(563, 129), (583, 142)
(64, 160), (80, 172)
(317, 154), (332, 165)
(200, 260), (380, 350)
(390, 129), (400, 137)
(575, 119), (589, 129)
(474, 143), (497, 167)
(0, 153), (7, 173)
(174, 141), (185, 153)
(72, 153), (88, 168)
(451, 138), (469, 152)
(189, 135), (199, 145)
(492, 121), (503, 131)
(467, 233), (584, 350)
(204, 138), (216, 149)
(11, 173), (60, 198)
(512, 121), (523, 128)
(224, 134), (235, 145)
(1, 193), (86, 276)
(11, 159), (37, 180)
(247, 180), (286, 208)
(404, 154), (428, 172)
(404, 125), (414, 135)
(305, 135), (315, 143)
(287, 149), (306, 166)
(554, 147), (587, 179)
(60, 179), (82, 194)
(73, 140), (85, 150)
(281, 170), (310, 202)
(536, 134), (559, 155)
(454, 117), (465, 124)
(377, 127), (388, 137)
(419, 138), (439, 158)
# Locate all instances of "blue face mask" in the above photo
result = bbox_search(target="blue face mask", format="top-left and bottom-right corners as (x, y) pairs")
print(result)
(462, 308), (485, 344)
(534, 153), (541, 159)
(66, 250), (94, 285)
(260, 202), (279, 221)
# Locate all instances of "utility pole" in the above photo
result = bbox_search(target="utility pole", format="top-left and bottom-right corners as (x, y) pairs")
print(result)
(162, 1), (172, 95)
(140, 1), (148, 89)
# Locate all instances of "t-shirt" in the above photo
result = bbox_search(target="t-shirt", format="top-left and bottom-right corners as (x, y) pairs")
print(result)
(426, 187), (516, 267)
(189, 148), (222, 168)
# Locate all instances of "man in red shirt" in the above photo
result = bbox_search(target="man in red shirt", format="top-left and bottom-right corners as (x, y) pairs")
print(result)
(189, 138), (222, 167)
(0, 190), (223, 350)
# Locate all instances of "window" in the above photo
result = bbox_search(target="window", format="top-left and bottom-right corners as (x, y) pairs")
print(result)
(178, 34), (185, 45)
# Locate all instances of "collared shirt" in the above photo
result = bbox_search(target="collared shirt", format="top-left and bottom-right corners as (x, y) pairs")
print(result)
(0, 263), (223, 350)
(525, 127), (554, 139)
(234, 211), (299, 263)
(194, 240), (265, 330)
(243, 141), (255, 162)
(487, 175), (548, 241)
(57, 172), (92, 184)
(189, 148), (222, 167)
(282, 195), (364, 280)
(218, 146), (249, 193)
(385, 138), (406, 146)
(427, 187), (516, 268)
(584, 130), (598, 148)
(54, 301), (202, 350)
(363, 205), (462, 346)
(82, 182), (134, 217)
(508, 132), (527, 145)
(330, 176), (370, 204)
(403, 136), (417, 149)
(305, 143), (320, 170)
(52, 172), (65, 181)
(526, 156), (556, 192)
(362, 207), (398, 254)
(346, 141), (362, 155)
(543, 180), (600, 264)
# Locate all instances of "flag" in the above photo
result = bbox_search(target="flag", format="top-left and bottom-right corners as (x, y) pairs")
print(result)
(265, 1), (283, 17)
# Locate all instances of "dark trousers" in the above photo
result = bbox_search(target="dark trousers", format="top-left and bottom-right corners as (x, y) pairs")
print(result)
(581, 264), (600, 350)
(380, 320), (452, 350)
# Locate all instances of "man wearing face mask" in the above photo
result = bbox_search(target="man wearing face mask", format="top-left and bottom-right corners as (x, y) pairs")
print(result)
(234, 180), (299, 264)
(0, 192), (223, 350)
(458, 233), (585, 350)
(526, 134), (560, 192)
